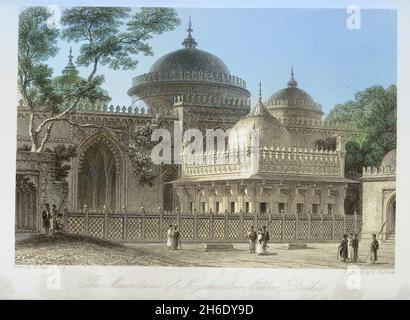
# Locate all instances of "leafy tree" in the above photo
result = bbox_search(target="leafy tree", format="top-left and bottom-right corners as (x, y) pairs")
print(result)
(325, 85), (397, 214)
(116, 114), (167, 186)
(18, 7), (180, 153)
(52, 145), (78, 181)
(326, 85), (396, 171)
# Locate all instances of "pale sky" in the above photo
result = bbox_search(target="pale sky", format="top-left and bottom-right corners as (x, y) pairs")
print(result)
(45, 6), (397, 115)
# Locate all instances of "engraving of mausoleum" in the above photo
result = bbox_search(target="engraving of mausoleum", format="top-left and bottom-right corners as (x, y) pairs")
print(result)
(16, 20), (354, 235)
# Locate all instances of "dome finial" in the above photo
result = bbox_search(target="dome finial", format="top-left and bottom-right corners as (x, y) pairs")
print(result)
(69, 46), (73, 64)
(246, 82), (273, 118)
(182, 16), (198, 49)
(287, 66), (298, 88)
(62, 46), (79, 76)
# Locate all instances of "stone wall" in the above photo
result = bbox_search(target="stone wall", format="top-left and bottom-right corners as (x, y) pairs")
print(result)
(361, 168), (396, 240)
(16, 151), (67, 232)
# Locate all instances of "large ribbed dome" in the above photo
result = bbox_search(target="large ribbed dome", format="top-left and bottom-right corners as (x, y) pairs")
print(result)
(150, 48), (230, 75)
(127, 18), (250, 115)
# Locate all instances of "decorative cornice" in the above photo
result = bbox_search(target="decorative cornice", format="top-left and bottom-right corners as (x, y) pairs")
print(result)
(131, 70), (247, 90)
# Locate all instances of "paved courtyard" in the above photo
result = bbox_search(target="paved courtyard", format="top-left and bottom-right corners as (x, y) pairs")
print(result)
(124, 240), (395, 269)
(15, 233), (394, 269)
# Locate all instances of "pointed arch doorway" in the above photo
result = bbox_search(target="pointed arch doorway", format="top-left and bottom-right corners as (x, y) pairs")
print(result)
(76, 134), (124, 212)
(386, 194), (396, 235)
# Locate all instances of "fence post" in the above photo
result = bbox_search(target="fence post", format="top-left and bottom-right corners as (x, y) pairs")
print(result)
(224, 211), (228, 240)
(307, 212), (311, 240)
(320, 212), (324, 241)
(281, 211), (285, 241)
(193, 210), (198, 240)
(123, 206), (127, 240)
(239, 210), (244, 240)
(295, 211), (299, 241)
(64, 208), (68, 231)
(254, 212), (258, 235)
(343, 214), (347, 236)
(209, 210), (214, 240)
(176, 207), (181, 233)
(332, 213), (335, 240)
(83, 204), (88, 235)
(103, 205), (108, 239)
(158, 207), (163, 240)
(141, 207), (146, 240)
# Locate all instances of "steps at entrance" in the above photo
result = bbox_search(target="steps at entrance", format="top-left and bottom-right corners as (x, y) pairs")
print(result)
(384, 233), (395, 244)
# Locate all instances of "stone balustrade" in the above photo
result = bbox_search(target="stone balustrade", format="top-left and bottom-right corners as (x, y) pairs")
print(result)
(183, 146), (344, 177)
(362, 165), (396, 177)
(74, 103), (150, 116)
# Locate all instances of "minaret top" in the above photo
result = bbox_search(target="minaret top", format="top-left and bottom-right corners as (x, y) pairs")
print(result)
(181, 16), (198, 49)
(287, 66), (298, 88)
(247, 82), (272, 118)
(62, 46), (79, 76)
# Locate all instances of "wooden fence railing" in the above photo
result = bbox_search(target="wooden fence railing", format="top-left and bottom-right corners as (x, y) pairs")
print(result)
(64, 208), (362, 243)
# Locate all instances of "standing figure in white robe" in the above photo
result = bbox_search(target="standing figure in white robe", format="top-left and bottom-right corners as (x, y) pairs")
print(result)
(256, 229), (264, 255)
(347, 233), (354, 261)
(166, 225), (173, 250)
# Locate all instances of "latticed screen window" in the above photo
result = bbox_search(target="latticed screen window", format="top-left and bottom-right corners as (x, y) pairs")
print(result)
(245, 202), (250, 213)
(297, 203), (304, 214)
(312, 204), (319, 215)
(278, 202), (285, 213)
(230, 202), (235, 213)
(328, 204), (333, 215)
(260, 202), (267, 213)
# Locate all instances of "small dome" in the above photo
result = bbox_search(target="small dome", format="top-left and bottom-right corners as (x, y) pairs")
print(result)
(266, 68), (316, 106)
(229, 84), (291, 148)
(381, 149), (396, 168)
(268, 87), (315, 105)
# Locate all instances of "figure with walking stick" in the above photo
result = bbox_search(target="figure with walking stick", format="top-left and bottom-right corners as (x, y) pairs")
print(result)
(369, 234), (379, 264)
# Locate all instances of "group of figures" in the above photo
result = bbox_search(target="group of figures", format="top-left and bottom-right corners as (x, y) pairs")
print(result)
(247, 226), (270, 255)
(338, 233), (380, 264)
(41, 203), (63, 236)
(166, 225), (182, 250)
